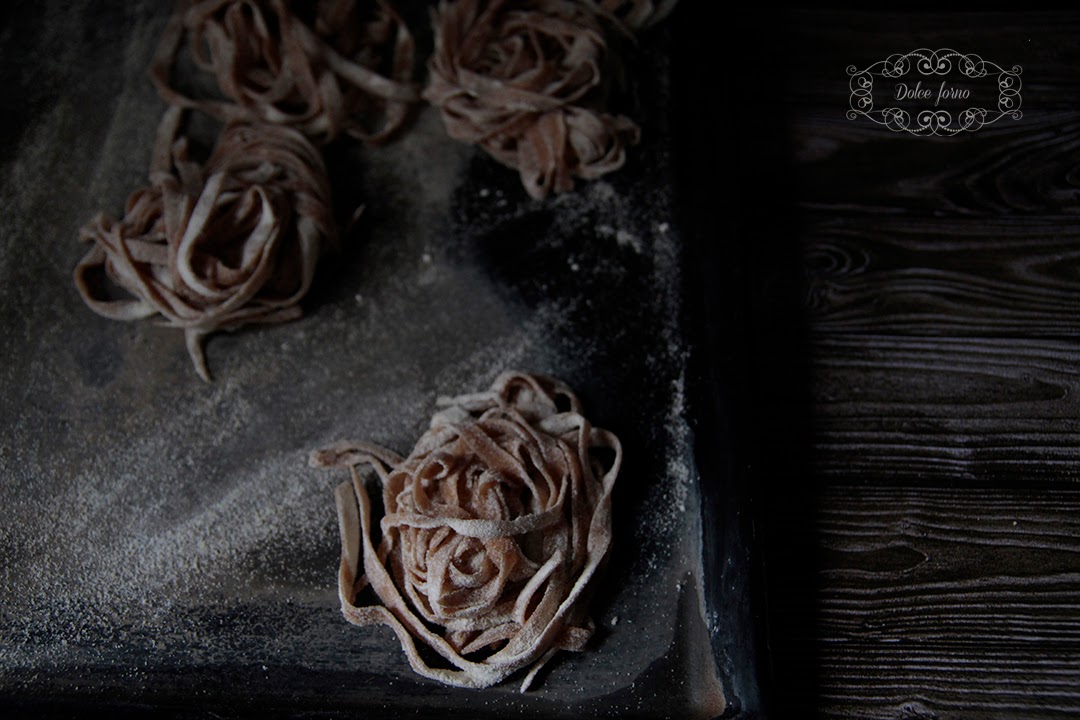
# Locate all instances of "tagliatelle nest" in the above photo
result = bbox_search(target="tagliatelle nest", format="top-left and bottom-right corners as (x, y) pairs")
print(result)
(74, 108), (335, 381)
(152, 0), (420, 144)
(423, 0), (643, 199)
(310, 372), (622, 691)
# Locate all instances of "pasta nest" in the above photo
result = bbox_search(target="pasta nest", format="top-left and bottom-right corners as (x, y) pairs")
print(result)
(311, 372), (622, 691)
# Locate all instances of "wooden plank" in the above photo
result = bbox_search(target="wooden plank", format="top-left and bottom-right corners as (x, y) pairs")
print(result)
(791, 112), (1080, 219)
(816, 645), (1080, 719)
(818, 486), (1080, 641)
(776, 10), (1080, 112)
(811, 335), (1080, 419)
(812, 419), (1079, 483)
(802, 485), (1080, 718)
(801, 218), (1080, 336)
(771, 11), (1080, 219)
(789, 335), (1080, 482)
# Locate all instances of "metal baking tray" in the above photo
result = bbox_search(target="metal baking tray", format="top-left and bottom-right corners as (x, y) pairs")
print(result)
(0, 3), (765, 717)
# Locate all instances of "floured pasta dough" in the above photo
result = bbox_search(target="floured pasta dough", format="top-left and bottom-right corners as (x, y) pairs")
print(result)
(74, 108), (335, 381)
(151, 0), (420, 144)
(423, 0), (642, 199)
(310, 371), (622, 691)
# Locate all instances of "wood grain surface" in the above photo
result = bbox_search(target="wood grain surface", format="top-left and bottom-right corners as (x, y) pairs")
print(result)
(720, 7), (1080, 718)
(802, 224), (1080, 336)
(811, 487), (1080, 718)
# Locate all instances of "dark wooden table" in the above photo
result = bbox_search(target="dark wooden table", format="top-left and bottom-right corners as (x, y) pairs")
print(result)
(677, 7), (1080, 718)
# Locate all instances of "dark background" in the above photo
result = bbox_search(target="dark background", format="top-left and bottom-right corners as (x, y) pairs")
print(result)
(676, 3), (1080, 718)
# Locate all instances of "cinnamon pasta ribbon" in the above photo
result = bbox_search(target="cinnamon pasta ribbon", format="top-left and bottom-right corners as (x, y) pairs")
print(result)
(74, 108), (336, 381)
(311, 371), (622, 691)
(423, 0), (642, 199)
(151, 0), (420, 144)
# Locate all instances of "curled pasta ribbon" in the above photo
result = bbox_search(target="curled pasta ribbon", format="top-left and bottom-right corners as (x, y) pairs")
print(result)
(310, 371), (622, 691)
(151, 0), (420, 145)
(74, 108), (336, 381)
(423, 0), (641, 199)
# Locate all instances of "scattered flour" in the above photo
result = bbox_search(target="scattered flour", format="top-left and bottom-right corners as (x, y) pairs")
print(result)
(0, 12), (705, 706)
